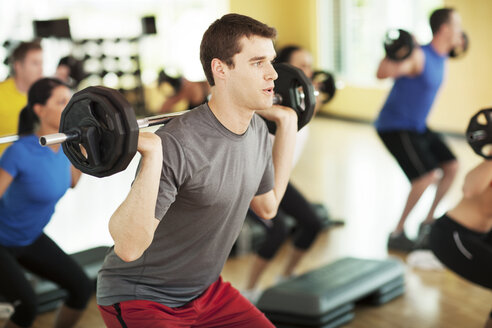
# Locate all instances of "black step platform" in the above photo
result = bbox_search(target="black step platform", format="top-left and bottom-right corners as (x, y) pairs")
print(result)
(257, 257), (405, 327)
(0, 246), (110, 314)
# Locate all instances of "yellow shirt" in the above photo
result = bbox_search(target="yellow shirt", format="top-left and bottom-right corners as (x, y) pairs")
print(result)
(0, 78), (27, 155)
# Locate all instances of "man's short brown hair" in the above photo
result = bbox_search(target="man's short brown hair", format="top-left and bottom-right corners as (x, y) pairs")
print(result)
(11, 40), (42, 64)
(9, 40), (42, 76)
(200, 13), (277, 86)
(429, 8), (455, 35)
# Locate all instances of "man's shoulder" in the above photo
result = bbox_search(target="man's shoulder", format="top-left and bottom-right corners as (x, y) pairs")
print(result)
(251, 112), (269, 136)
(0, 78), (15, 91)
(0, 78), (25, 105)
(155, 105), (207, 142)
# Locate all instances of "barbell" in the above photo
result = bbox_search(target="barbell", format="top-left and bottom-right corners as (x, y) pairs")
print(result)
(384, 29), (414, 61)
(0, 63), (316, 177)
(264, 63), (315, 134)
(449, 31), (469, 58)
(466, 108), (492, 159)
(312, 70), (337, 104)
(384, 28), (469, 61)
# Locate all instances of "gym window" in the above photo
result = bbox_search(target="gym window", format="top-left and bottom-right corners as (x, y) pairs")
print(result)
(317, 0), (444, 87)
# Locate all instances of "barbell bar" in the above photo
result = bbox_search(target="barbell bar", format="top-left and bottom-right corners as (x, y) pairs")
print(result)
(39, 110), (188, 146)
(1, 63), (316, 178)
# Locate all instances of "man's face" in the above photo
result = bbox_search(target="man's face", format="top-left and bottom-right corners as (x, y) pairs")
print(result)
(15, 49), (43, 88)
(225, 35), (278, 111)
(289, 49), (313, 79)
(446, 11), (463, 48)
(55, 64), (70, 83)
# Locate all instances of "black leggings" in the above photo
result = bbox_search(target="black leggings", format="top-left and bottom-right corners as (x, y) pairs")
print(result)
(250, 182), (322, 260)
(430, 214), (492, 290)
(0, 233), (93, 327)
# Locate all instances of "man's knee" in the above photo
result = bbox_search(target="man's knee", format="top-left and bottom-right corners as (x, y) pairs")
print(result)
(413, 169), (439, 187)
(66, 274), (93, 310)
(441, 159), (459, 178)
(302, 216), (323, 239)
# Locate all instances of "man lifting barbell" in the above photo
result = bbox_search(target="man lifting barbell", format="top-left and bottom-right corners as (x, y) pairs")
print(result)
(375, 7), (464, 252)
(0, 16), (317, 328)
(92, 14), (297, 328)
(384, 28), (468, 62)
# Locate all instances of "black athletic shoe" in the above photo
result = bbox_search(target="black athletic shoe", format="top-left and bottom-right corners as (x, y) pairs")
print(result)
(387, 232), (416, 252)
(414, 222), (433, 250)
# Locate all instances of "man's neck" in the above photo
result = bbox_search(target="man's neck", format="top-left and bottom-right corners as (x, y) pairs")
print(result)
(208, 90), (254, 135)
(430, 36), (451, 56)
(13, 76), (29, 94)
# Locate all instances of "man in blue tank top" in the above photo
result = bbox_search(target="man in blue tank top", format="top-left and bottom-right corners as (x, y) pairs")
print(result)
(375, 8), (464, 252)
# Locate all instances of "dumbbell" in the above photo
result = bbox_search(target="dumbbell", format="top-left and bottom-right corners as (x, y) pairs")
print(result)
(14, 62), (314, 178)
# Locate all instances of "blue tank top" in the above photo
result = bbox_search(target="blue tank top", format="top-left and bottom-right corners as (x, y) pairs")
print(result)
(0, 135), (71, 246)
(375, 44), (446, 132)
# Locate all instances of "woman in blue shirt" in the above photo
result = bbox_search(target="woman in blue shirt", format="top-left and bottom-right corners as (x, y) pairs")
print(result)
(0, 78), (92, 328)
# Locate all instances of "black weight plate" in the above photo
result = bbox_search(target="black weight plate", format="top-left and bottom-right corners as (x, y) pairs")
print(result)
(60, 86), (138, 177)
(384, 29), (414, 61)
(466, 108), (492, 159)
(86, 86), (139, 176)
(265, 63), (316, 134)
(60, 89), (124, 176)
(449, 31), (469, 58)
(313, 70), (337, 104)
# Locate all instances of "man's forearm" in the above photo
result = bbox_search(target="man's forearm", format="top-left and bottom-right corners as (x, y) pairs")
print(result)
(270, 116), (297, 205)
(109, 153), (162, 262)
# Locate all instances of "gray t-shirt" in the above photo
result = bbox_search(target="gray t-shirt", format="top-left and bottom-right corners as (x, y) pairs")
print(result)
(97, 103), (274, 307)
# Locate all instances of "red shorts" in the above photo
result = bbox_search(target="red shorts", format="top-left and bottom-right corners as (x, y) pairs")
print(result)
(98, 276), (274, 328)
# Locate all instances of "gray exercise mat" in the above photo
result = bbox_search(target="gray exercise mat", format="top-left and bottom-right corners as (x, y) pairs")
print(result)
(265, 303), (354, 326)
(257, 257), (405, 317)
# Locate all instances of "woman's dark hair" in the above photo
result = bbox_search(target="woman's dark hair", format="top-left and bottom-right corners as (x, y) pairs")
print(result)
(18, 77), (68, 136)
(276, 45), (301, 64)
(58, 56), (87, 87)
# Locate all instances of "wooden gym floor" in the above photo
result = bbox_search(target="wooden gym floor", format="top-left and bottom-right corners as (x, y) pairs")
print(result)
(1, 116), (490, 327)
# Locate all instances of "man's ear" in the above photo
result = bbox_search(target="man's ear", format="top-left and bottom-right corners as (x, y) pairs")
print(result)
(211, 58), (227, 83)
(13, 60), (22, 75)
(440, 23), (451, 37)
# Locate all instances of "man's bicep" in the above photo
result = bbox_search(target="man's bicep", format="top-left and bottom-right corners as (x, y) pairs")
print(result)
(378, 58), (407, 79)
(396, 48), (424, 77)
(154, 132), (187, 220)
